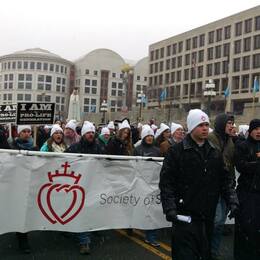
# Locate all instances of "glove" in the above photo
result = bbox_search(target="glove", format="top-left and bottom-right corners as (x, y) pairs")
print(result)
(228, 204), (239, 219)
(166, 209), (178, 222)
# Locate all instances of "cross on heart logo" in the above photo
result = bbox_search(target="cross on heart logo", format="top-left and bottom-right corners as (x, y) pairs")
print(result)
(37, 162), (85, 225)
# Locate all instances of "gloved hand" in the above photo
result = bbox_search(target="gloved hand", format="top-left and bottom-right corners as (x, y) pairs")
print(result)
(228, 204), (239, 219)
(166, 209), (177, 222)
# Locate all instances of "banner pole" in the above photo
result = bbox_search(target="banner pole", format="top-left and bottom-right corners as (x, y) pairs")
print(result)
(33, 125), (37, 147)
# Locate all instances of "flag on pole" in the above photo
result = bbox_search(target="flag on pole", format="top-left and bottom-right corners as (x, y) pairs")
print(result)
(160, 88), (167, 101)
(224, 87), (230, 98)
(253, 77), (259, 93)
(142, 96), (148, 106)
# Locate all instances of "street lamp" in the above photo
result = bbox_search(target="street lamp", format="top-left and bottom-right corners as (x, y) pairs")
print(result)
(100, 100), (108, 123)
(136, 91), (145, 122)
(203, 79), (216, 117)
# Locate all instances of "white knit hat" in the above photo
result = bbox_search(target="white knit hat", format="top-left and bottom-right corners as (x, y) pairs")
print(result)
(171, 122), (183, 134)
(151, 124), (158, 131)
(187, 109), (209, 133)
(81, 121), (95, 136)
(101, 127), (110, 136)
(65, 120), (77, 131)
(17, 125), (31, 135)
(155, 123), (170, 139)
(141, 125), (154, 140)
(118, 119), (130, 131)
(107, 121), (115, 130)
(238, 125), (249, 136)
(51, 124), (63, 136)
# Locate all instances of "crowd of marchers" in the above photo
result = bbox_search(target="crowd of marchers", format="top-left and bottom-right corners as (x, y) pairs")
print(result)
(0, 110), (259, 260)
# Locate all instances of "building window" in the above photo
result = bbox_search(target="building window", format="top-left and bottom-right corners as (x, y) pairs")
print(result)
(199, 34), (205, 47)
(160, 48), (164, 58)
(208, 31), (214, 44)
(244, 18), (252, 33)
(25, 94), (31, 101)
(4, 73), (14, 89)
(160, 61), (164, 71)
(214, 62), (221, 75)
(171, 72), (175, 83)
(207, 47), (214, 60)
(185, 54), (190, 65)
(18, 61), (22, 69)
(255, 16), (260, 31)
(150, 64), (153, 74)
(207, 64), (213, 77)
(178, 41), (183, 53)
(244, 37), (251, 52)
(215, 45), (221, 59)
(112, 72), (116, 78)
(242, 56), (250, 70)
(232, 76), (240, 90)
(85, 87), (90, 94)
(197, 66), (203, 78)
(17, 94), (23, 101)
(85, 69), (89, 75)
(12, 62), (16, 69)
(18, 74), (32, 90)
(94, 70), (98, 76)
(92, 80), (97, 86)
(242, 75), (249, 89)
(172, 43), (177, 55)
(233, 58), (241, 72)
(50, 64), (54, 72)
(37, 62), (42, 70)
(216, 28), (222, 42)
(171, 57), (176, 69)
(23, 61), (28, 69)
(222, 60), (229, 74)
(192, 36), (198, 48)
(85, 79), (90, 85)
(91, 88), (97, 94)
(43, 63), (48, 71)
(234, 40), (241, 54)
(254, 35), (260, 49)
(176, 71), (181, 82)
(198, 50), (204, 62)
(37, 75), (52, 91)
(184, 69), (189, 81)
(253, 54), (260, 68)
(154, 63), (158, 73)
(177, 56), (182, 67)
(166, 59), (170, 70)
(186, 39), (191, 51)
(167, 45), (171, 56)
(30, 62), (35, 70)
(150, 51), (154, 61)
(235, 22), (242, 36)
(223, 43), (230, 57)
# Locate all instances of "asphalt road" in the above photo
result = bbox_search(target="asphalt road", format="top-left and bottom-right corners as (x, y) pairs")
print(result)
(0, 227), (234, 260)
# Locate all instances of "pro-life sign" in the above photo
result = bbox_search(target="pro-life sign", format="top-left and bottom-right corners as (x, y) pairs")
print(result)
(0, 104), (17, 124)
(16, 102), (55, 125)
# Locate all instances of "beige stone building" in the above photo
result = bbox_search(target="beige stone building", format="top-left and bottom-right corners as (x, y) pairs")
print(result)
(148, 5), (260, 114)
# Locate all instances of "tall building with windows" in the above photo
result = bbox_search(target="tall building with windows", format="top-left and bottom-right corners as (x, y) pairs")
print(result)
(147, 5), (260, 114)
(0, 48), (72, 119)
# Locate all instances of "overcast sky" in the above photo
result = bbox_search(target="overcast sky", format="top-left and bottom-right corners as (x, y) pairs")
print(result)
(0, 0), (259, 62)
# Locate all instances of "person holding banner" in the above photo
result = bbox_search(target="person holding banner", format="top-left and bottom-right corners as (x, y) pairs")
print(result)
(40, 124), (67, 153)
(134, 124), (161, 247)
(11, 125), (38, 254)
(65, 121), (101, 255)
(159, 109), (238, 260)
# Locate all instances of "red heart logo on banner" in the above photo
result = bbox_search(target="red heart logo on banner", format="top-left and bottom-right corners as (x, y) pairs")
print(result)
(37, 183), (85, 225)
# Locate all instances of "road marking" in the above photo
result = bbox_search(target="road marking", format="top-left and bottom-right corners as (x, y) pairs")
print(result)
(117, 230), (172, 260)
(133, 229), (172, 253)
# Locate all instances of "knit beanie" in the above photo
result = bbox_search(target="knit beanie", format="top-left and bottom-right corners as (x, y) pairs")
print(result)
(17, 125), (31, 135)
(51, 124), (63, 136)
(107, 121), (115, 130)
(118, 119), (130, 131)
(171, 122), (183, 134)
(101, 127), (110, 136)
(65, 120), (77, 131)
(141, 125), (154, 140)
(248, 119), (260, 133)
(187, 109), (209, 133)
(81, 121), (95, 136)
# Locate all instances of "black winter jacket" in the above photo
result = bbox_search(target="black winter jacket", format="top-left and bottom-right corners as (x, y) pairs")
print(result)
(65, 137), (101, 154)
(134, 140), (160, 157)
(234, 135), (260, 192)
(159, 134), (238, 221)
(106, 136), (130, 155)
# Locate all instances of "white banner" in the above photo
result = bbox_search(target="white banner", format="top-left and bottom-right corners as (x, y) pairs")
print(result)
(0, 152), (170, 234)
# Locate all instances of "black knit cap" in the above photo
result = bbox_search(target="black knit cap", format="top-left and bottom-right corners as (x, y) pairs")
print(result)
(248, 119), (260, 133)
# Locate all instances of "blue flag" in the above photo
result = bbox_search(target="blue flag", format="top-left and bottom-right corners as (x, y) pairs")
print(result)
(160, 88), (167, 101)
(253, 77), (259, 93)
(141, 96), (147, 105)
(224, 87), (230, 98)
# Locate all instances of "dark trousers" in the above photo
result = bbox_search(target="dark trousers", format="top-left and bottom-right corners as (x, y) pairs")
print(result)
(171, 220), (214, 260)
(234, 191), (260, 260)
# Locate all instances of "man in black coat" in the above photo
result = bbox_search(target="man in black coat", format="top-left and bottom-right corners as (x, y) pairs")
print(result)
(234, 118), (260, 260)
(159, 109), (238, 260)
(65, 121), (101, 255)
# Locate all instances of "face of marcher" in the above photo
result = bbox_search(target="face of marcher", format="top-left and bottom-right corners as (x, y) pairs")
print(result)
(121, 129), (130, 141)
(250, 127), (260, 141)
(84, 131), (95, 142)
(163, 129), (171, 139)
(52, 131), (63, 144)
(64, 128), (74, 137)
(173, 128), (184, 141)
(103, 134), (110, 141)
(144, 135), (154, 145)
(225, 120), (234, 135)
(191, 123), (209, 143)
(19, 129), (32, 141)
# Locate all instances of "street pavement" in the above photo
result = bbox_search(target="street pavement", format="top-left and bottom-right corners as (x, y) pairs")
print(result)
(0, 227), (234, 260)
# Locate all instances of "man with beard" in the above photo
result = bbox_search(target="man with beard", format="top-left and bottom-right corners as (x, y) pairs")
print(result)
(234, 119), (260, 260)
(65, 121), (101, 255)
(208, 113), (236, 259)
(159, 109), (238, 260)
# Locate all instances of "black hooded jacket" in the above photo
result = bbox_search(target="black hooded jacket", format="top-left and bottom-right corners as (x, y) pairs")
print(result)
(65, 137), (101, 154)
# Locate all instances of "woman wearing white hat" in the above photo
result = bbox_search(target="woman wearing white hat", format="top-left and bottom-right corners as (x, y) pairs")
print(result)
(106, 119), (133, 155)
(170, 122), (184, 145)
(40, 124), (67, 152)
(156, 123), (171, 156)
(97, 127), (110, 153)
(64, 120), (81, 148)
